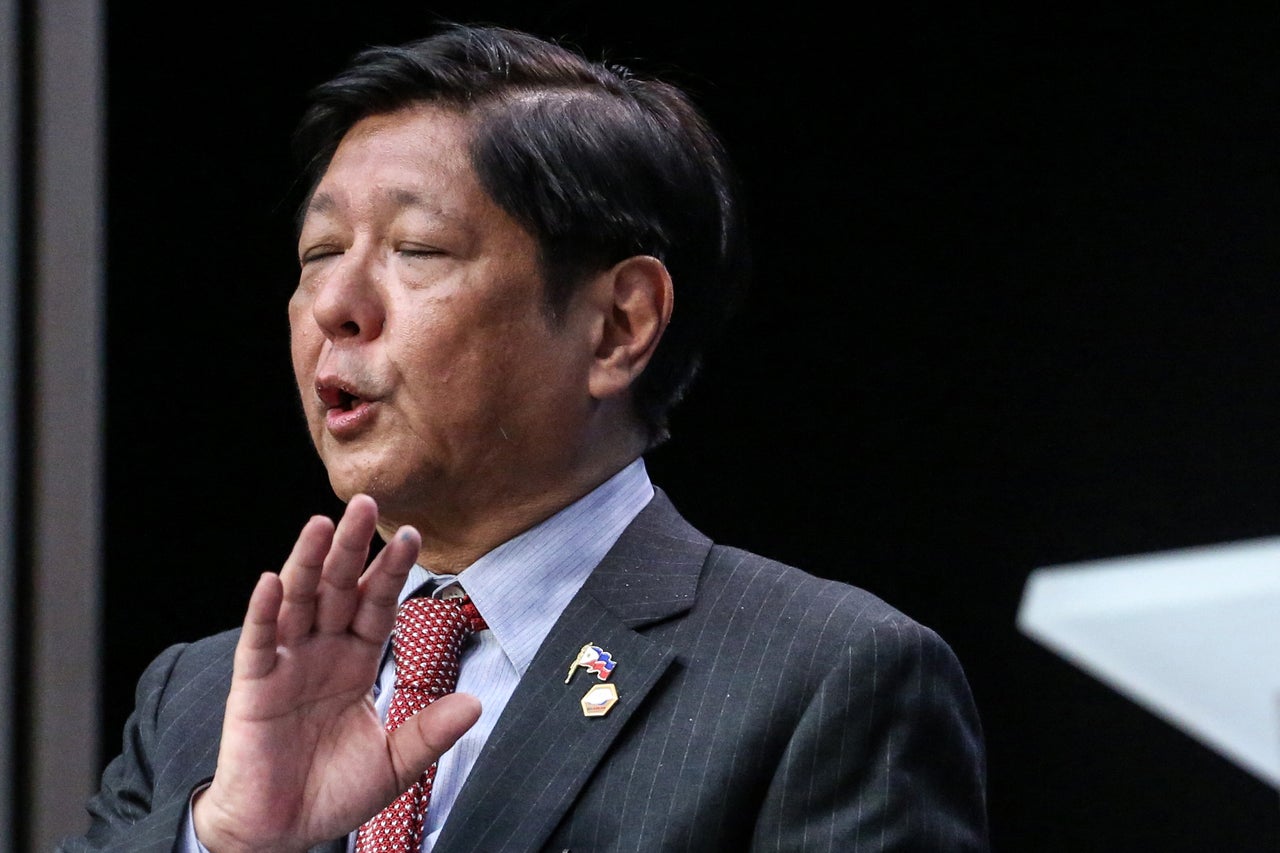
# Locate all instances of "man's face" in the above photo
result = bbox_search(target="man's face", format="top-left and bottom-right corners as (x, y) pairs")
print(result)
(289, 104), (597, 530)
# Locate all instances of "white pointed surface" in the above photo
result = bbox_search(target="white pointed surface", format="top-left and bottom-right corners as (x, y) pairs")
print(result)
(1018, 536), (1280, 789)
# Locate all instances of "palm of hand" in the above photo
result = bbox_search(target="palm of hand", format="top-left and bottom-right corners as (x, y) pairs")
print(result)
(192, 496), (480, 853)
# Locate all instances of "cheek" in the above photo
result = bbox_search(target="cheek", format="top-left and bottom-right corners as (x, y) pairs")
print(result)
(289, 325), (324, 397)
(392, 303), (485, 388)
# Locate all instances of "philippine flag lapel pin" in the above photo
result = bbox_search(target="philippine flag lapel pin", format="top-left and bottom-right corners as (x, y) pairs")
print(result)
(565, 643), (619, 717)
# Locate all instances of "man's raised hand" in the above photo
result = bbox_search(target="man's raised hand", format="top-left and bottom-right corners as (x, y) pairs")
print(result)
(192, 494), (481, 853)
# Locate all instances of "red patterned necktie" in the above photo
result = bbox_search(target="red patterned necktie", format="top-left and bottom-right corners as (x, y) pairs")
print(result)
(354, 593), (487, 853)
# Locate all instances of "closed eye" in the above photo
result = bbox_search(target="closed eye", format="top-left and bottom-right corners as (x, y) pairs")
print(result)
(396, 246), (444, 259)
(299, 247), (343, 266)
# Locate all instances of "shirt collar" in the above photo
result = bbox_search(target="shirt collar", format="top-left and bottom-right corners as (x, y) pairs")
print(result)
(399, 457), (654, 676)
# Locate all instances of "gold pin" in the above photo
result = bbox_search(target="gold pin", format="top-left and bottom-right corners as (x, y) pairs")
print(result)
(565, 643), (616, 684)
(580, 683), (619, 717)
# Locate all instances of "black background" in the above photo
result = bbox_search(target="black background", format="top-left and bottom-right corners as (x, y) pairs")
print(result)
(103, 4), (1280, 850)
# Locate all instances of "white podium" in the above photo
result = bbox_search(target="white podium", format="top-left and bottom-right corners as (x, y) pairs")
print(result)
(1017, 536), (1280, 789)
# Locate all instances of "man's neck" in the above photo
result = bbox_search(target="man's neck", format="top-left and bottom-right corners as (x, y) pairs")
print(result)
(397, 456), (646, 574)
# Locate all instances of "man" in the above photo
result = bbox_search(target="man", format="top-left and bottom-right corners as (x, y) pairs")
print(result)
(63, 23), (989, 852)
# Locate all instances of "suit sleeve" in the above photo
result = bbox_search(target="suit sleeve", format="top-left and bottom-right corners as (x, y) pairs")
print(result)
(751, 616), (990, 852)
(57, 642), (205, 853)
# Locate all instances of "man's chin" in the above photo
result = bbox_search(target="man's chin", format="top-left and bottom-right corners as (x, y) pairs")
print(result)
(322, 461), (383, 507)
(324, 465), (421, 516)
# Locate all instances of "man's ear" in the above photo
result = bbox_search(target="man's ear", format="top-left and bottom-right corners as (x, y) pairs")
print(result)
(587, 255), (674, 400)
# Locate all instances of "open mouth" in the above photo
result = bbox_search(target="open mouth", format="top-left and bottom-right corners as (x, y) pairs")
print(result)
(318, 384), (365, 412)
(315, 379), (379, 434)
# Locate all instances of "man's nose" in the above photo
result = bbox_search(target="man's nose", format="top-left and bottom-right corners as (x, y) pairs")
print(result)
(311, 252), (385, 341)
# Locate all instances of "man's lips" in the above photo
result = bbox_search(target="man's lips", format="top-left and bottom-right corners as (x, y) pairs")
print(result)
(315, 380), (379, 435)
(318, 384), (363, 411)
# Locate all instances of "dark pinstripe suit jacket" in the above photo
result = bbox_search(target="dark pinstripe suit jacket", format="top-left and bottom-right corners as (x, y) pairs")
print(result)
(62, 490), (989, 852)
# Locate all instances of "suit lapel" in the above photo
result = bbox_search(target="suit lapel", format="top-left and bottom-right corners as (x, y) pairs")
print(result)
(433, 489), (711, 853)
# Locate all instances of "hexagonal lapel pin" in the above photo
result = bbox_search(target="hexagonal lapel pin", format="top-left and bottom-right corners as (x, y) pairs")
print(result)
(580, 682), (619, 717)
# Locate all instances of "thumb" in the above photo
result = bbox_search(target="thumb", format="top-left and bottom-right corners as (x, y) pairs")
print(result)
(386, 693), (483, 791)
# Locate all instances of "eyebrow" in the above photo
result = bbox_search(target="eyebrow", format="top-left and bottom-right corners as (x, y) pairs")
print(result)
(303, 187), (458, 223)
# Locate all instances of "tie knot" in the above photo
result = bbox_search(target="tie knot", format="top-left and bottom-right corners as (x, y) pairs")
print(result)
(390, 594), (486, 697)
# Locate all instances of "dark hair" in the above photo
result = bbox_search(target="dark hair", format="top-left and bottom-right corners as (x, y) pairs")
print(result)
(293, 23), (749, 447)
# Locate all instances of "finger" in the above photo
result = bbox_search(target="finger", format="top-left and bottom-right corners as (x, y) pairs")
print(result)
(385, 693), (482, 792)
(350, 525), (422, 643)
(233, 572), (284, 682)
(313, 494), (379, 633)
(275, 514), (336, 643)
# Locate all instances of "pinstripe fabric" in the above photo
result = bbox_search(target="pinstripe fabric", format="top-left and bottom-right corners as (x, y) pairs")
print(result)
(383, 457), (655, 848)
(59, 489), (988, 852)
(436, 492), (989, 852)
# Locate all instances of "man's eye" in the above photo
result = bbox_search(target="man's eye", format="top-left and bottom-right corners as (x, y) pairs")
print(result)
(397, 245), (442, 258)
(300, 248), (342, 265)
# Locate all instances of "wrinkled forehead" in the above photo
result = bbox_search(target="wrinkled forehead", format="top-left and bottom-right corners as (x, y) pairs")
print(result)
(298, 103), (483, 229)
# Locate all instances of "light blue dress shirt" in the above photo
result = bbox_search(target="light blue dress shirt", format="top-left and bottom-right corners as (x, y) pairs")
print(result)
(182, 457), (654, 853)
